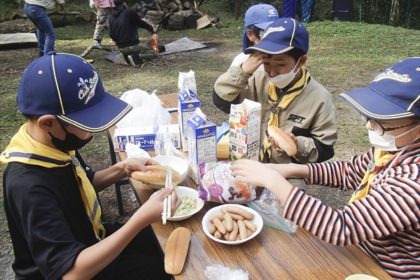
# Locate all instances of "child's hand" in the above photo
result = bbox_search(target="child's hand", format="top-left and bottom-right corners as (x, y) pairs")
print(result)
(139, 187), (180, 223)
(231, 159), (283, 188)
(241, 52), (264, 74)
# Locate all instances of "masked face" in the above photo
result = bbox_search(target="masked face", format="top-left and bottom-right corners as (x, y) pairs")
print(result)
(368, 125), (419, 151)
(265, 58), (301, 89)
(49, 119), (93, 152)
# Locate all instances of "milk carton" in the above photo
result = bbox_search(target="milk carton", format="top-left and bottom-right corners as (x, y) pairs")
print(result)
(229, 99), (261, 160)
(187, 109), (217, 184)
(178, 89), (200, 151)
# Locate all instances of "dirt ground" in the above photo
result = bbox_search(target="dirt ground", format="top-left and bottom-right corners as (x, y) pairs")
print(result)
(0, 22), (361, 279)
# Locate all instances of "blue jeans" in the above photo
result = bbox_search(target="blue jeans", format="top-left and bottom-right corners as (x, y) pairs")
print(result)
(24, 3), (56, 56)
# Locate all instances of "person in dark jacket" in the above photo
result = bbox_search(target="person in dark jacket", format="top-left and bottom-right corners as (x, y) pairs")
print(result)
(109, 0), (159, 66)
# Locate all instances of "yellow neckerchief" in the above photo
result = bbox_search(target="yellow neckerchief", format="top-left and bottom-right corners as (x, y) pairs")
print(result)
(348, 149), (395, 203)
(259, 68), (311, 162)
(0, 124), (106, 240)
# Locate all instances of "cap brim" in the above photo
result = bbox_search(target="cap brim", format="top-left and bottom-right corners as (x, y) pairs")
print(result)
(254, 21), (274, 30)
(339, 87), (415, 120)
(58, 93), (132, 132)
(244, 40), (293, 55)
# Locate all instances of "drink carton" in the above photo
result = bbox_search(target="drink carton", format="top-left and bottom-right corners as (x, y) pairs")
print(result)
(187, 109), (217, 184)
(178, 89), (200, 151)
(229, 99), (261, 160)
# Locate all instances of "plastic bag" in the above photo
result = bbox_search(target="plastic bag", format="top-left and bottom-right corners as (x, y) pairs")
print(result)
(154, 125), (185, 159)
(117, 89), (170, 128)
(198, 161), (256, 204)
(247, 188), (297, 233)
(125, 143), (150, 159)
(178, 70), (197, 93)
(205, 264), (248, 280)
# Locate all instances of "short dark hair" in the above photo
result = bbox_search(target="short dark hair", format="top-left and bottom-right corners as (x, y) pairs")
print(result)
(285, 48), (306, 62)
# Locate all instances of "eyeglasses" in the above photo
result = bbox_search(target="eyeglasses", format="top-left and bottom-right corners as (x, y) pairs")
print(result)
(361, 116), (417, 136)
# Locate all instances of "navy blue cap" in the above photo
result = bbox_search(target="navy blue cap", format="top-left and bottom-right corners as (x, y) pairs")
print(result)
(245, 18), (309, 55)
(17, 53), (132, 132)
(340, 57), (420, 120)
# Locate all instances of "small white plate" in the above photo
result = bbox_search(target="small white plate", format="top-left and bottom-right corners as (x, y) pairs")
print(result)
(168, 186), (204, 221)
(202, 204), (263, 245)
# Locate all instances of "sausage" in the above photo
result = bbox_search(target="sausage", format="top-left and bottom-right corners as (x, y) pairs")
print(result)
(213, 217), (227, 234)
(229, 221), (239, 241)
(224, 213), (233, 232)
(237, 220), (247, 240)
(243, 220), (256, 232)
(224, 206), (254, 220)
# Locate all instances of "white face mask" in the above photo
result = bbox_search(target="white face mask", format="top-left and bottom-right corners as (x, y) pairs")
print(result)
(266, 58), (300, 89)
(368, 125), (419, 151)
(368, 130), (398, 151)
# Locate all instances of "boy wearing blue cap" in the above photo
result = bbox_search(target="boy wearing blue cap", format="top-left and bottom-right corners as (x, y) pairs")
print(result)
(232, 57), (420, 279)
(214, 18), (337, 164)
(1, 53), (176, 279)
(230, 3), (279, 67)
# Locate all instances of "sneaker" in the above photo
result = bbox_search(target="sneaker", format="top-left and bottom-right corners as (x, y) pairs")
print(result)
(127, 54), (142, 67)
(92, 40), (103, 49)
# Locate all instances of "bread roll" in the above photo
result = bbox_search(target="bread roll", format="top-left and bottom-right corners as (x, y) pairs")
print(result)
(164, 227), (191, 275)
(131, 165), (182, 185)
(267, 125), (297, 156)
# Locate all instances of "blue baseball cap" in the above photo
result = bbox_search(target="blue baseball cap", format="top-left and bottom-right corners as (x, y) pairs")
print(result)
(242, 4), (279, 51)
(339, 57), (420, 120)
(245, 18), (309, 55)
(17, 53), (132, 132)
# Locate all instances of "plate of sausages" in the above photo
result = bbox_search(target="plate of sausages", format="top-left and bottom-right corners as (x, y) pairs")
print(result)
(201, 204), (263, 245)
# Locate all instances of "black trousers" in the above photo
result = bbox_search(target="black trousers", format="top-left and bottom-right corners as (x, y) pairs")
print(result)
(94, 224), (172, 280)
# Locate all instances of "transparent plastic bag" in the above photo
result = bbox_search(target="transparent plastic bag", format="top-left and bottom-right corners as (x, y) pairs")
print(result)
(117, 89), (170, 128)
(247, 188), (297, 233)
(154, 126), (186, 158)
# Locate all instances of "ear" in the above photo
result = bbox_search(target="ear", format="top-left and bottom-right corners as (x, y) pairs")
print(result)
(298, 54), (308, 68)
(37, 115), (56, 132)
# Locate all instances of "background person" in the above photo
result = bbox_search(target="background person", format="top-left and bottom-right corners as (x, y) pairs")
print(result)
(90, 0), (115, 48)
(232, 57), (420, 280)
(213, 18), (337, 164)
(23, 0), (65, 56)
(109, 0), (159, 67)
(1, 53), (177, 279)
(230, 3), (279, 67)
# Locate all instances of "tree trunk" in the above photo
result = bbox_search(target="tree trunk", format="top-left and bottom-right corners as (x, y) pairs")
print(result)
(389, 0), (400, 25)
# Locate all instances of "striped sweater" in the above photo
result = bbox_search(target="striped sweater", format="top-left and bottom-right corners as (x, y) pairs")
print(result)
(283, 142), (420, 279)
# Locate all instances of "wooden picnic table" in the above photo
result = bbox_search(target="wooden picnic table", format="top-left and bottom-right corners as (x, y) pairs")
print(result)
(111, 93), (392, 280)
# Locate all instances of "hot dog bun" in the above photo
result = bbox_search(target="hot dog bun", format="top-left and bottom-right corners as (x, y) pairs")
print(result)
(131, 165), (182, 185)
(267, 125), (297, 157)
(164, 227), (191, 275)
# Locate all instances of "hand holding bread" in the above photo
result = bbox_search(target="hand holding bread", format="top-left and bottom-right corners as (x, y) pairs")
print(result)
(267, 125), (298, 157)
(131, 165), (182, 186)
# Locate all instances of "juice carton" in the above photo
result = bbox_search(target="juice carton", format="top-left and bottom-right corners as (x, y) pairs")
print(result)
(178, 89), (200, 151)
(187, 108), (217, 184)
(229, 99), (261, 160)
